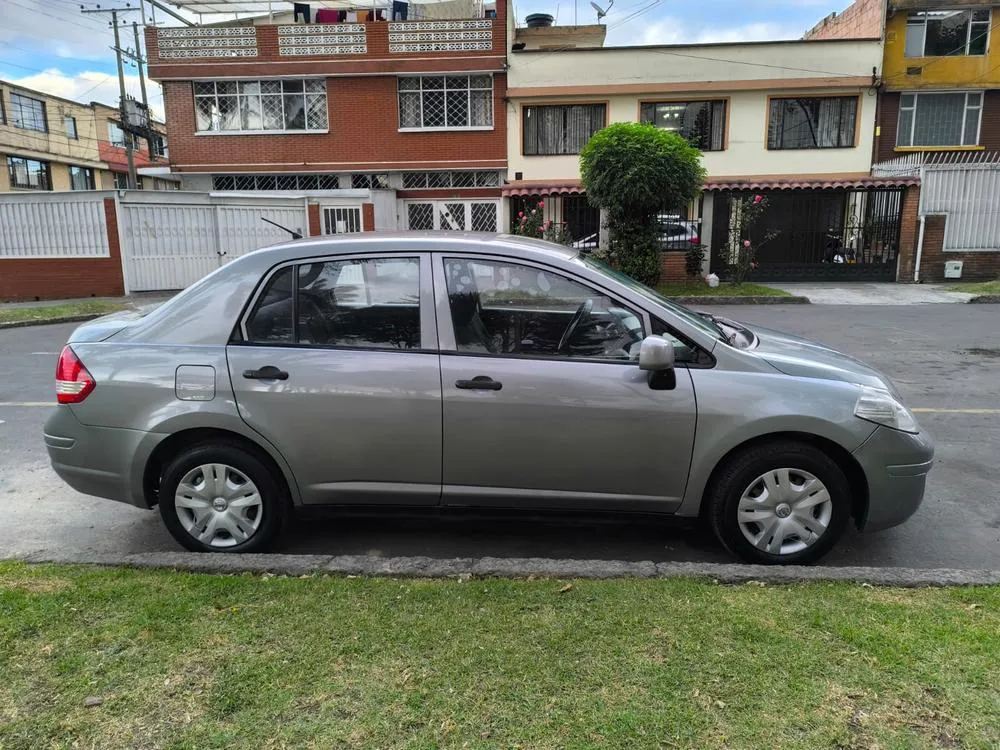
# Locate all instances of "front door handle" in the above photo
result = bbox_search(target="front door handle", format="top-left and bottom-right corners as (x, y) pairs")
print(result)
(243, 365), (289, 381)
(455, 376), (502, 391)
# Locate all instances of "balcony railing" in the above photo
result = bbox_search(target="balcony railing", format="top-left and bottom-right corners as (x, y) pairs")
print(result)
(153, 18), (497, 61)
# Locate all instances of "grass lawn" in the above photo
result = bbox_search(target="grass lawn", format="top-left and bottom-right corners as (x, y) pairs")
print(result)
(657, 282), (791, 298)
(945, 280), (1000, 295)
(0, 300), (126, 325)
(2, 563), (998, 749)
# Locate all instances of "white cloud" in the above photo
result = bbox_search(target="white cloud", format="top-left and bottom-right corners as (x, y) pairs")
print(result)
(0, 0), (120, 62)
(605, 15), (810, 46)
(0, 68), (164, 121)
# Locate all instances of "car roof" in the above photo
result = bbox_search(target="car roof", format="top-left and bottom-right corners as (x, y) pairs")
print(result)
(250, 231), (580, 263)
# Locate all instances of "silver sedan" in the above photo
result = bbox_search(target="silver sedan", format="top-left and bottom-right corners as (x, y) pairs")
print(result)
(44, 233), (933, 564)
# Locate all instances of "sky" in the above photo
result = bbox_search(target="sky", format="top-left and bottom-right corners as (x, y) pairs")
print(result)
(0, 0), (850, 120)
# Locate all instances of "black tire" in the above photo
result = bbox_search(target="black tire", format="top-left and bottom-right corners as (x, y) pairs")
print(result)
(707, 440), (851, 565)
(158, 441), (287, 553)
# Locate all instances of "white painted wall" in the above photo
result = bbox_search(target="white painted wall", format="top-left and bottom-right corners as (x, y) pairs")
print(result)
(506, 39), (882, 184)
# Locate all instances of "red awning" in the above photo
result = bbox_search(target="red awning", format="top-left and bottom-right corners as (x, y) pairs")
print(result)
(502, 181), (585, 196)
(702, 176), (920, 191)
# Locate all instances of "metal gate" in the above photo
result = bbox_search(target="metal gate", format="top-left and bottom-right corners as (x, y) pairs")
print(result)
(710, 188), (904, 281)
(118, 194), (308, 292)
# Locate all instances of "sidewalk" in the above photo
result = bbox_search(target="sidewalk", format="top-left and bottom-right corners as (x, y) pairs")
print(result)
(767, 283), (976, 305)
(0, 292), (174, 311)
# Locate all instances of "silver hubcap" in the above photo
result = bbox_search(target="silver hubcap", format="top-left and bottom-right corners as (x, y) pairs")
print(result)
(174, 463), (263, 548)
(737, 468), (833, 556)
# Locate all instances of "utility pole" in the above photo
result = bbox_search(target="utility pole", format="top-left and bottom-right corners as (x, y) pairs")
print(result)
(81, 5), (140, 189)
(132, 21), (155, 159)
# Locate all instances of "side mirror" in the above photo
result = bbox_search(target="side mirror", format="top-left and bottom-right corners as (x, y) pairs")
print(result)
(638, 336), (675, 372)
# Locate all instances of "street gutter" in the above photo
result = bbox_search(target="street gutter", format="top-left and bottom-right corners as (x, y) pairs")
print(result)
(15, 551), (1000, 587)
(969, 295), (1000, 304)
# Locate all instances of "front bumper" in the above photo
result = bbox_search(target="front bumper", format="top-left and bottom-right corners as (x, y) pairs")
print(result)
(44, 406), (162, 508)
(853, 425), (935, 532)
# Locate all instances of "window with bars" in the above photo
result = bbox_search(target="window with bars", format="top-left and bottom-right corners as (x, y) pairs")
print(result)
(323, 207), (363, 234)
(639, 100), (726, 151)
(522, 104), (606, 155)
(398, 75), (493, 130)
(212, 173), (341, 190)
(767, 97), (857, 149)
(401, 171), (500, 189)
(405, 200), (498, 231)
(7, 156), (51, 190)
(64, 116), (78, 140)
(906, 9), (990, 57)
(153, 135), (168, 158)
(10, 93), (47, 132)
(194, 79), (328, 133)
(897, 91), (983, 147)
(69, 166), (95, 191)
(351, 173), (390, 189)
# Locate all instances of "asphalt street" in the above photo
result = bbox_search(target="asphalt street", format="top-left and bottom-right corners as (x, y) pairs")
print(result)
(1, 305), (998, 569)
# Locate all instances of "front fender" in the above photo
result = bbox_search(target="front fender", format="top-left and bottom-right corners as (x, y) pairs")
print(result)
(677, 370), (877, 517)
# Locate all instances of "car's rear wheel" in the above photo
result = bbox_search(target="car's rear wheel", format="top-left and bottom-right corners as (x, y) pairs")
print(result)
(158, 443), (286, 553)
(707, 440), (851, 565)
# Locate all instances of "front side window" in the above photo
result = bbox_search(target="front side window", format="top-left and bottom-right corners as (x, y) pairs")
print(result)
(398, 75), (493, 129)
(107, 121), (132, 148)
(640, 100), (726, 151)
(7, 156), (51, 190)
(10, 93), (47, 132)
(64, 116), (78, 139)
(522, 104), (606, 155)
(114, 172), (129, 189)
(194, 79), (328, 133)
(444, 258), (644, 360)
(906, 9), (990, 57)
(69, 166), (95, 190)
(767, 96), (857, 149)
(245, 258), (422, 349)
(897, 91), (982, 147)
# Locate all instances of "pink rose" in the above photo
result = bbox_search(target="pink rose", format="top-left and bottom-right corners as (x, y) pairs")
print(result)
(537, 226), (544, 233)
(538, 200), (545, 208)
(544, 220), (552, 229)
(743, 240), (751, 248)
(753, 195), (763, 204)
(518, 211), (524, 218)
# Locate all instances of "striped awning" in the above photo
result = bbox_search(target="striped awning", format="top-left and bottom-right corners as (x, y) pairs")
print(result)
(702, 176), (920, 191)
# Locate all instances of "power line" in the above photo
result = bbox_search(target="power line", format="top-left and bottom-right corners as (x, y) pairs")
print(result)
(6, 0), (112, 32)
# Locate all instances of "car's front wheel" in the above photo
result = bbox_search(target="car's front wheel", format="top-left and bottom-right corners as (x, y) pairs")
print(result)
(707, 440), (851, 565)
(158, 442), (287, 553)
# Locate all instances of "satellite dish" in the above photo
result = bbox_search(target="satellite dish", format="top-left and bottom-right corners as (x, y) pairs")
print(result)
(590, 0), (613, 20)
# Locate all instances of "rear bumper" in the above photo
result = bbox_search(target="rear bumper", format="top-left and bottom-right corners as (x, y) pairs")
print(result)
(853, 426), (935, 532)
(44, 407), (162, 509)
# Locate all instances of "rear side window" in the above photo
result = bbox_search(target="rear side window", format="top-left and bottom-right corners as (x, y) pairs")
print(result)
(244, 257), (421, 350)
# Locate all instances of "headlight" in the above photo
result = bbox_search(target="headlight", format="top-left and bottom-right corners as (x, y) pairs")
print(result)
(854, 386), (919, 434)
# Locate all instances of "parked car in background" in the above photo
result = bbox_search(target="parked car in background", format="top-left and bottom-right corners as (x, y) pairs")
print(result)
(657, 215), (701, 250)
(45, 233), (933, 564)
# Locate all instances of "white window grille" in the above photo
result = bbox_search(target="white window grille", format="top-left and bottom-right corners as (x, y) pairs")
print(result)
(405, 200), (498, 231)
(398, 75), (493, 130)
(324, 207), (362, 234)
(195, 79), (327, 133)
(897, 91), (983, 147)
(212, 173), (340, 190)
(351, 173), (390, 189)
(401, 171), (500, 189)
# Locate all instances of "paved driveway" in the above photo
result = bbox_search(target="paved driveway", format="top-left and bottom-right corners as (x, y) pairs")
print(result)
(1, 305), (998, 569)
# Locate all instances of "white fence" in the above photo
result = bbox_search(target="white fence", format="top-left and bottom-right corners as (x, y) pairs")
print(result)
(0, 192), (110, 258)
(117, 192), (309, 292)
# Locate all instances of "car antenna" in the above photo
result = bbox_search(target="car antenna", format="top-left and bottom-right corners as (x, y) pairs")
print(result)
(260, 217), (303, 239)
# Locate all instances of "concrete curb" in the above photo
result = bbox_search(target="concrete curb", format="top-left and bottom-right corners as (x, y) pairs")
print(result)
(664, 296), (810, 306)
(0, 313), (107, 330)
(16, 551), (1000, 587)
(969, 294), (1000, 304)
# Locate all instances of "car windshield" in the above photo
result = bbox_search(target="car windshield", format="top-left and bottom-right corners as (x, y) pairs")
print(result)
(580, 256), (727, 342)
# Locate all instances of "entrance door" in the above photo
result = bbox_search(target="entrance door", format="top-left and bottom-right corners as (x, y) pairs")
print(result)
(227, 252), (442, 506)
(405, 200), (499, 232)
(435, 255), (697, 511)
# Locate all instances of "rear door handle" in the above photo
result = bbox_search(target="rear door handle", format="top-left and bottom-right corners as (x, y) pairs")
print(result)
(455, 376), (502, 391)
(243, 365), (289, 381)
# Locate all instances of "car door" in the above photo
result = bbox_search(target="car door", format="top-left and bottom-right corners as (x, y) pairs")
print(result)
(227, 252), (442, 506)
(434, 254), (698, 512)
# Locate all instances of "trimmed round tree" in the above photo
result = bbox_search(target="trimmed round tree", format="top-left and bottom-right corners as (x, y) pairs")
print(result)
(580, 123), (706, 285)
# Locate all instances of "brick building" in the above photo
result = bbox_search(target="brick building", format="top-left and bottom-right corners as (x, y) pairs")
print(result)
(145, 0), (509, 234)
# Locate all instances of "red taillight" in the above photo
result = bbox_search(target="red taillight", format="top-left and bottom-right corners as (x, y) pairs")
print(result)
(55, 346), (95, 404)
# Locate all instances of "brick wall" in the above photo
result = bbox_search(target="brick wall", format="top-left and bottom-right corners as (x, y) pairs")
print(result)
(0, 198), (125, 302)
(162, 74), (507, 174)
(896, 185), (920, 280)
(917, 215), (1000, 281)
(658, 252), (688, 283)
(362, 203), (375, 231)
(805, 0), (882, 40)
(307, 203), (321, 236)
